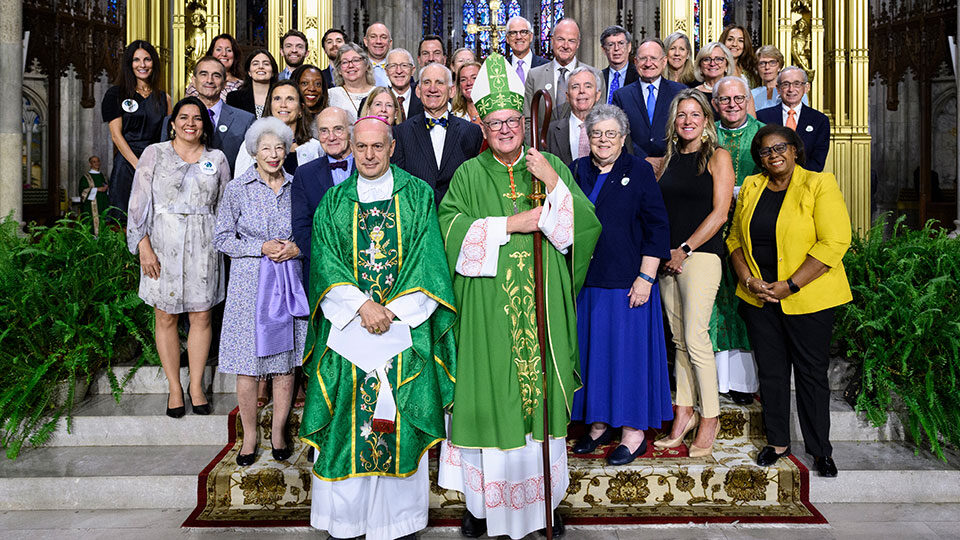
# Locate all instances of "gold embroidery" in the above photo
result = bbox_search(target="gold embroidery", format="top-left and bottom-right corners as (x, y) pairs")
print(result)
(501, 250), (542, 421)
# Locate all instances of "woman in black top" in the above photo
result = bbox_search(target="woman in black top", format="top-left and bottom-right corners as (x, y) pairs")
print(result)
(226, 49), (278, 119)
(653, 89), (734, 459)
(101, 40), (171, 222)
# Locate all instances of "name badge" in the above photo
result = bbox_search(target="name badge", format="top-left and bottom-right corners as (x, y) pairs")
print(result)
(199, 160), (217, 175)
(621, 177), (630, 186)
(121, 99), (139, 113)
(805, 125), (814, 132)
(545, 83), (553, 91)
(218, 124), (228, 133)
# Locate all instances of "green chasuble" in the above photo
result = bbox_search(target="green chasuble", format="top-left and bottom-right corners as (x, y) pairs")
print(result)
(299, 165), (457, 480)
(710, 116), (764, 352)
(438, 149), (601, 450)
(79, 171), (109, 234)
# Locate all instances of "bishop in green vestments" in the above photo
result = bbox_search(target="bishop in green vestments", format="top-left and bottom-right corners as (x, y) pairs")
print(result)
(436, 54), (601, 540)
(710, 77), (765, 403)
(78, 156), (110, 235)
(300, 117), (456, 540)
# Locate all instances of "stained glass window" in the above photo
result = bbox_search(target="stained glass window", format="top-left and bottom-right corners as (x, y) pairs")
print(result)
(693, 0), (701, 49)
(423, 0), (444, 35)
(462, 0), (517, 57)
(722, 0), (734, 27)
(539, 0), (564, 54)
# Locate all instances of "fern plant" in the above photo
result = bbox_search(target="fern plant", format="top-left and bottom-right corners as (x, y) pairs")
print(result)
(0, 216), (157, 459)
(834, 214), (960, 460)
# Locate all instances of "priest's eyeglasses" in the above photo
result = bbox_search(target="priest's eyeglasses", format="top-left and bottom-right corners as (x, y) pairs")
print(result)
(484, 116), (523, 131)
(589, 129), (622, 140)
(716, 95), (747, 105)
(758, 142), (793, 158)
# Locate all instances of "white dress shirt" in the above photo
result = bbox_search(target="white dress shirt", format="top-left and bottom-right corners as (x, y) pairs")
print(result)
(426, 112), (447, 170)
(511, 50), (534, 81)
(552, 58), (579, 90)
(392, 86), (412, 118)
(568, 114), (585, 161)
(639, 76), (662, 114)
(782, 102), (803, 125)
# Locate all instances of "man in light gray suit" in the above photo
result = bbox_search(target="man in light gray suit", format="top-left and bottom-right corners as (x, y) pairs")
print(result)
(162, 56), (254, 175)
(523, 18), (604, 123)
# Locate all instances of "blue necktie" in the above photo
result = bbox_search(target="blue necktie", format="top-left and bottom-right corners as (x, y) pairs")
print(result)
(608, 71), (620, 104)
(646, 84), (656, 126)
(425, 116), (448, 129)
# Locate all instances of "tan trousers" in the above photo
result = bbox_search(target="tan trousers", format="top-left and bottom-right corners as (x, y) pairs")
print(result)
(660, 252), (722, 418)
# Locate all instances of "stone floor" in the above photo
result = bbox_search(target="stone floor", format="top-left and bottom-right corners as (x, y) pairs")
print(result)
(0, 504), (958, 539)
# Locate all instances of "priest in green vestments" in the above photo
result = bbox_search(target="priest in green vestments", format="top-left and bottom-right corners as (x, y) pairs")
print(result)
(436, 53), (601, 540)
(300, 116), (457, 540)
(709, 76), (765, 405)
(78, 155), (110, 235)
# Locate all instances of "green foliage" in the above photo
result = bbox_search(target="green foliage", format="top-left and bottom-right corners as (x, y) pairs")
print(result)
(834, 215), (960, 460)
(0, 216), (157, 459)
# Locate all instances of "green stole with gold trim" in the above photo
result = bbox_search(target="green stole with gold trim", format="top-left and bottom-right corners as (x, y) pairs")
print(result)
(299, 165), (457, 480)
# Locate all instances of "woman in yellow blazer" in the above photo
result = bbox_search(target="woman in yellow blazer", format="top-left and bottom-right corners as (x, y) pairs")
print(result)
(726, 124), (851, 478)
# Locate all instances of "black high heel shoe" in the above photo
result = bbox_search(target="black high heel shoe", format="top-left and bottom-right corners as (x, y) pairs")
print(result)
(272, 435), (293, 462)
(237, 444), (259, 467)
(189, 393), (211, 415)
(166, 393), (185, 419)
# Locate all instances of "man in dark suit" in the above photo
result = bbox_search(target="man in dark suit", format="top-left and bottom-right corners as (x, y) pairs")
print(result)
(386, 48), (423, 122)
(162, 56), (254, 175)
(291, 106), (355, 287)
(320, 28), (347, 88)
(755, 66), (831, 172)
(612, 38), (686, 170)
(546, 67), (603, 165)
(600, 25), (639, 104)
(392, 63), (483, 205)
(505, 16), (548, 84)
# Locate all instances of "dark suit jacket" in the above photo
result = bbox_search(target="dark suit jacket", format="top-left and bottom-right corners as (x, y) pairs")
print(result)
(321, 65), (336, 89)
(161, 103), (255, 175)
(291, 156), (355, 287)
(612, 77), (686, 160)
(756, 103), (831, 173)
(602, 64), (640, 95)
(545, 109), (639, 166)
(569, 152), (670, 289)
(225, 86), (256, 117)
(392, 113), (484, 205)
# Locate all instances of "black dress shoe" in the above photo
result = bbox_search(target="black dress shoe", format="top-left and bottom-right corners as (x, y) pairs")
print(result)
(460, 510), (486, 538)
(814, 456), (838, 477)
(606, 440), (647, 466)
(572, 427), (614, 454)
(237, 445), (258, 467)
(756, 445), (791, 467)
(729, 390), (754, 405)
(166, 393), (185, 419)
(189, 395), (211, 415)
(538, 510), (564, 537)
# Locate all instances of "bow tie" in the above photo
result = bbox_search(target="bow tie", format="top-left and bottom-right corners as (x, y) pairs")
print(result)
(329, 160), (348, 171)
(425, 116), (448, 129)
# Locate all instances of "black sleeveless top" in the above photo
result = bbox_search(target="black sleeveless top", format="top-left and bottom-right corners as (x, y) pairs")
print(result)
(658, 150), (724, 256)
(749, 187), (788, 283)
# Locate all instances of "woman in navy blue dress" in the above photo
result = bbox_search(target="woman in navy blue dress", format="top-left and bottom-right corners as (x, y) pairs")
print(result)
(570, 104), (673, 466)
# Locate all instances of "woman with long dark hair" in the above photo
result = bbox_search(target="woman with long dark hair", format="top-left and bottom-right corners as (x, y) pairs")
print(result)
(720, 25), (760, 88)
(101, 40), (171, 222)
(226, 48), (279, 119)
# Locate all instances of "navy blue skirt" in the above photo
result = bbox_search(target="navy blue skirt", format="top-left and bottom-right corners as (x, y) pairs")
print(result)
(572, 284), (674, 430)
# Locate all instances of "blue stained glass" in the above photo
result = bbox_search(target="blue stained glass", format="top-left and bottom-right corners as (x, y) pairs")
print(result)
(463, 2), (477, 52)
(539, 0), (564, 55)
(508, 0), (521, 20)
(693, 0), (701, 49)
(722, 0), (733, 27)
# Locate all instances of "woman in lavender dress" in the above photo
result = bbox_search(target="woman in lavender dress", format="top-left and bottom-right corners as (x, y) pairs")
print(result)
(127, 96), (229, 419)
(214, 117), (307, 466)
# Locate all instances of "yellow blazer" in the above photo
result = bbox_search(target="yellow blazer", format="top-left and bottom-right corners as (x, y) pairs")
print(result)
(726, 165), (853, 314)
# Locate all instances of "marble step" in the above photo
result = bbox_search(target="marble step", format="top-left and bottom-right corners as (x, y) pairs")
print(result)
(790, 390), (904, 442)
(800, 441), (960, 503)
(0, 445), (221, 511)
(43, 393), (238, 447)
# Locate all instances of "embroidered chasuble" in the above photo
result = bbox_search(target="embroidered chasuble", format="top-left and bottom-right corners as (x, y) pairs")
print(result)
(300, 165), (457, 480)
(438, 149), (601, 450)
(718, 115), (764, 187)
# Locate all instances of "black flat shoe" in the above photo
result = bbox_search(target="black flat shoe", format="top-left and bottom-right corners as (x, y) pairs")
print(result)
(572, 427), (614, 454)
(189, 394), (211, 415)
(460, 510), (486, 538)
(166, 393), (185, 419)
(729, 390), (754, 405)
(606, 440), (647, 466)
(756, 445), (791, 467)
(814, 456), (838, 477)
(237, 444), (258, 467)
(537, 510), (564, 537)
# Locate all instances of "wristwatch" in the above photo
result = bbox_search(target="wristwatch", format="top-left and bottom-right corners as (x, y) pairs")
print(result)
(679, 242), (692, 255)
(787, 278), (801, 294)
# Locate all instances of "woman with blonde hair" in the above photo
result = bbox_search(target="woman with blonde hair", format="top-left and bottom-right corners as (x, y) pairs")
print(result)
(359, 86), (402, 125)
(694, 42), (755, 117)
(450, 61), (482, 126)
(664, 32), (696, 86)
(654, 89), (734, 459)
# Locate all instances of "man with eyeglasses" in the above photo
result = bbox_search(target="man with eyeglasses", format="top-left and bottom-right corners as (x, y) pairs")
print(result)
(756, 66), (830, 172)
(392, 63), (483, 205)
(599, 25), (639, 104)
(291, 106), (355, 288)
(437, 53), (601, 540)
(505, 16), (548, 84)
(612, 37), (687, 171)
(320, 28), (347, 88)
(302, 115), (457, 540)
(524, 18), (603, 120)
(363, 22), (393, 87)
(279, 30), (309, 81)
(380, 48), (423, 122)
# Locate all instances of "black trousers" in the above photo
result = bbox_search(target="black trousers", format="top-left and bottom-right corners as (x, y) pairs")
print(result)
(739, 301), (835, 457)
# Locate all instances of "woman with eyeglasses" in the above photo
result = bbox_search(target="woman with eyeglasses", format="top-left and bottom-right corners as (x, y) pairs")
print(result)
(752, 45), (809, 110)
(726, 124), (851, 478)
(692, 43), (755, 118)
(327, 42), (376, 123)
(568, 105), (672, 466)
(654, 89), (734, 459)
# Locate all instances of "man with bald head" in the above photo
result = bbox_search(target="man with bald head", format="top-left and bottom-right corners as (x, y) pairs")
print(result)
(393, 62), (483, 205)
(291, 106), (355, 288)
(363, 22), (393, 86)
(301, 115), (457, 540)
(524, 18), (603, 119)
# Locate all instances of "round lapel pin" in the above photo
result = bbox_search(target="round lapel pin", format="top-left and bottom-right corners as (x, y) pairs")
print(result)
(621, 177), (630, 186)
(218, 124), (228, 133)
(121, 99), (139, 113)
(805, 125), (814, 132)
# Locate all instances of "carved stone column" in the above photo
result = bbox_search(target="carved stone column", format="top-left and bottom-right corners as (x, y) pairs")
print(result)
(0, 0), (23, 223)
(368, 0), (423, 60)
(569, 0), (619, 68)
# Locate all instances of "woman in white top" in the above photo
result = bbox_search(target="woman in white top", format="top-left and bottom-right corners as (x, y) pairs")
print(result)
(234, 80), (322, 177)
(327, 42), (376, 123)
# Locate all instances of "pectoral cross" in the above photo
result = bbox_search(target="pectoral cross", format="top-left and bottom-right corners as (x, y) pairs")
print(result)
(465, 0), (508, 54)
(361, 241), (380, 266)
